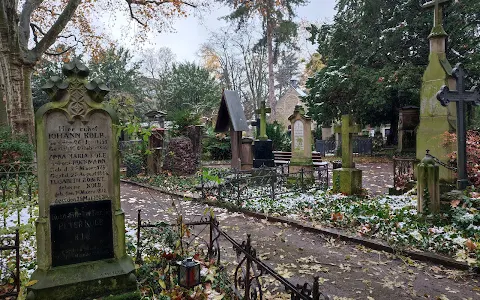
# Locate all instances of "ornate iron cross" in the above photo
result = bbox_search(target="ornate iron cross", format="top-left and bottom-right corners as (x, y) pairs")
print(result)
(334, 114), (360, 169)
(437, 63), (480, 190)
(255, 101), (271, 141)
(420, 0), (450, 28)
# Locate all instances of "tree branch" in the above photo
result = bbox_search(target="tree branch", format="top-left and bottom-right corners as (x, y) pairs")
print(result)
(126, 0), (197, 26)
(31, 0), (82, 61)
(19, 0), (45, 50)
(45, 45), (75, 56)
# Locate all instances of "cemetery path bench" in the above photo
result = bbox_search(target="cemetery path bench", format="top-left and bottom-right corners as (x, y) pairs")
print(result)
(273, 151), (328, 171)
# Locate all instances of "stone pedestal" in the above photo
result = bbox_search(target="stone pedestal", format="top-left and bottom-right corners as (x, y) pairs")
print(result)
(253, 139), (274, 168)
(417, 154), (440, 213)
(240, 137), (254, 170)
(332, 168), (362, 195)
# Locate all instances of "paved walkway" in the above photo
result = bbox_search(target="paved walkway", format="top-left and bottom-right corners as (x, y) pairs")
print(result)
(121, 182), (479, 300)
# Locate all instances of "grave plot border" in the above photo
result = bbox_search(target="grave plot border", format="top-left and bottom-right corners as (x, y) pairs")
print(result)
(135, 210), (329, 300)
(0, 230), (20, 300)
(200, 166), (328, 205)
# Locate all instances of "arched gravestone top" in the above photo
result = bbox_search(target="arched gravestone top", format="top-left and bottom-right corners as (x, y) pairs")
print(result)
(29, 59), (136, 300)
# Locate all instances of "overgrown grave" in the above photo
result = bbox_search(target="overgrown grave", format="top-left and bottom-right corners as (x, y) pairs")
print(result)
(28, 59), (137, 300)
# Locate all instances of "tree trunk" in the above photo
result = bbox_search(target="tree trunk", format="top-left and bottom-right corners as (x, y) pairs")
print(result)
(0, 51), (35, 141)
(266, 3), (275, 119)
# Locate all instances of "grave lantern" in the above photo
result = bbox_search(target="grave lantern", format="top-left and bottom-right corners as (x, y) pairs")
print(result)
(177, 257), (200, 288)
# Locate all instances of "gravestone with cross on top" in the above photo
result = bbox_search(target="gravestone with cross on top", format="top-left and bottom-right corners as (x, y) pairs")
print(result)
(253, 100), (274, 168)
(332, 115), (363, 195)
(437, 63), (480, 190)
(416, 0), (457, 183)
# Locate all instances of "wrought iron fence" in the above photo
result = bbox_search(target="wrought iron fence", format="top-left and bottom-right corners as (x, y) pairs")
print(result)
(315, 138), (373, 157)
(200, 166), (328, 205)
(393, 157), (418, 191)
(0, 163), (37, 228)
(136, 211), (329, 300)
(0, 230), (20, 300)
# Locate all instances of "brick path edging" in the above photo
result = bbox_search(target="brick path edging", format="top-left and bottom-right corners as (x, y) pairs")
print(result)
(121, 179), (479, 273)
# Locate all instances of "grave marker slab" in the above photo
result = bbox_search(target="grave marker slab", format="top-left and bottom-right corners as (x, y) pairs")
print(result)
(28, 59), (137, 300)
(289, 105), (313, 174)
(332, 115), (362, 195)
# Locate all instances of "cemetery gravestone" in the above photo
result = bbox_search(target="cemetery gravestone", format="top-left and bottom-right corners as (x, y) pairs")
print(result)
(28, 60), (137, 300)
(253, 101), (274, 168)
(436, 63), (480, 190)
(416, 0), (456, 182)
(289, 105), (313, 174)
(397, 106), (419, 153)
(333, 115), (363, 195)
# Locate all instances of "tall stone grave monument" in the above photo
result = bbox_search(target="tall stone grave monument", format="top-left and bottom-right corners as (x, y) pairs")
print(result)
(416, 0), (456, 182)
(397, 106), (419, 154)
(288, 105), (313, 173)
(28, 60), (137, 300)
(333, 115), (362, 195)
(253, 101), (274, 168)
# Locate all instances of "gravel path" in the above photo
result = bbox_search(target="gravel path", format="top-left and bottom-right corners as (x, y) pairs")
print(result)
(121, 182), (479, 300)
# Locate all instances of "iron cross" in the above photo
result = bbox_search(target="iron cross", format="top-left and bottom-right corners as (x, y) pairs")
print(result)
(420, 0), (450, 28)
(256, 101), (271, 141)
(437, 63), (480, 190)
(334, 114), (360, 169)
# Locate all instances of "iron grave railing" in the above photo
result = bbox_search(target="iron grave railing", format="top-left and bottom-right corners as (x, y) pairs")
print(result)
(0, 163), (38, 228)
(393, 156), (418, 191)
(0, 230), (20, 300)
(136, 211), (329, 300)
(315, 138), (373, 157)
(199, 166), (328, 205)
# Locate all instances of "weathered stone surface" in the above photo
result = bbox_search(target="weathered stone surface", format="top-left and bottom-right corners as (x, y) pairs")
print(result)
(332, 168), (362, 195)
(29, 59), (136, 299)
(289, 105), (313, 170)
(417, 154), (441, 213)
(163, 136), (197, 175)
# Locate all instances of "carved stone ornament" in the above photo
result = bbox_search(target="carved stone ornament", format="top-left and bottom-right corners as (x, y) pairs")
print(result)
(41, 59), (109, 123)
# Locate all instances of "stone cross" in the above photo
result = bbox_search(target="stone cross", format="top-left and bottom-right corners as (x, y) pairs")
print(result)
(334, 114), (360, 169)
(256, 100), (271, 141)
(437, 63), (480, 190)
(421, 0), (450, 28)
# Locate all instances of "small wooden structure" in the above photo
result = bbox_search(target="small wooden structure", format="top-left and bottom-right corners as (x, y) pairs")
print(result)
(215, 91), (249, 169)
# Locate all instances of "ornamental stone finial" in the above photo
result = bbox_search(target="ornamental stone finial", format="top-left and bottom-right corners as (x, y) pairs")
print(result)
(62, 58), (89, 78)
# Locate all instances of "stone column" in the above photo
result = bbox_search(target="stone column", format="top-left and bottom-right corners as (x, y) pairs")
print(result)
(417, 151), (440, 213)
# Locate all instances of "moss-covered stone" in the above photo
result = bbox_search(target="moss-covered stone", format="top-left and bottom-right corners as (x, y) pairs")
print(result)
(332, 168), (362, 195)
(416, 39), (456, 183)
(27, 256), (137, 300)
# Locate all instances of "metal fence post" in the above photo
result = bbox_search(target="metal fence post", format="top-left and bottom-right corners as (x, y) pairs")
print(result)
(15, 229), (20, 295)
(136, 209), (142, 263)
(245, 234), (252, 300)
(300, 168), (305, 192)
(313, 276), (320, 300)
(208, 216), (214, 260)
(201, 172), (206, 199)
(236, 170), (241, 206)
(271, 175), (275, 201)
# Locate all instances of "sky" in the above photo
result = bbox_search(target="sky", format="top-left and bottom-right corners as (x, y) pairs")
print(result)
(111, 0), (337, 63)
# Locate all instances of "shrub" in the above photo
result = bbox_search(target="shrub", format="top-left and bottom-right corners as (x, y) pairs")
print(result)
(169, 109), (201, 138)
(443, 130), (480, 187)
(0, 127), (35, 163)
(124, 153), (143, 177)
(203, 127), (231, 160)
(266, 121), (291, 151)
